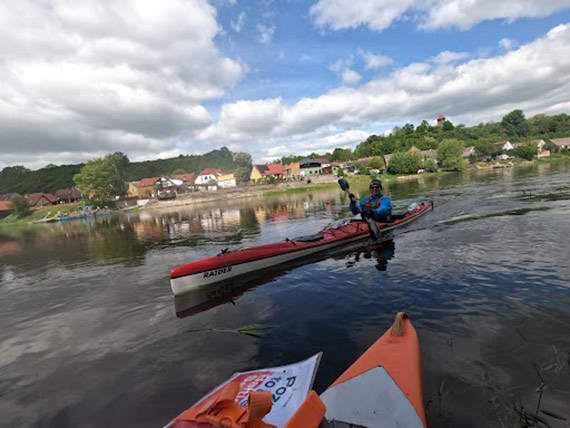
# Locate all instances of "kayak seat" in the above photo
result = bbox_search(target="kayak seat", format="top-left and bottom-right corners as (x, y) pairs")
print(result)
(390, 211), (408, 220)
(291, 234), (325, 242)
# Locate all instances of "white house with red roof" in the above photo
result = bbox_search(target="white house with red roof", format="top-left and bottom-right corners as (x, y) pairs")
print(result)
(495, 140), (514, 151)
(195, 168), (224, 185)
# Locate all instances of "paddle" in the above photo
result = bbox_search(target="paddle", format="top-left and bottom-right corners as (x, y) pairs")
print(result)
(338, 177), (381, 240)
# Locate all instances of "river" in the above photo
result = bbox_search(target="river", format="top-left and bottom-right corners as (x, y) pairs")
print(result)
(1, 162), (570, 427)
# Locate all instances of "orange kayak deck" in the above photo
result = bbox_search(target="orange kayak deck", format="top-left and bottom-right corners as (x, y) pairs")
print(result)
(320, 313), (426, 427)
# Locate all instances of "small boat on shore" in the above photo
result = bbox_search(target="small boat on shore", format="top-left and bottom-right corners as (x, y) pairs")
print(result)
(170, 201), (432, 296)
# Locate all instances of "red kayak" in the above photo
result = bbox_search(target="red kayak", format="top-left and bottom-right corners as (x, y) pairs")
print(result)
(170, 202), (432, 296)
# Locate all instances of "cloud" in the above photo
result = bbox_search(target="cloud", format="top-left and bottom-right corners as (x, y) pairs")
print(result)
(231, 11), (247, 32)
(330, 55), (360, 84)
(430, 51), (470, 65)
(361, 51), (393, 70)
(499, 38), (518, 50)
(198, 24), (570, 160)
(257, 24), (276, 44)
(0, 0), (243, 168)
(342, 70), (362, 85)
(310, 0), (570, 32)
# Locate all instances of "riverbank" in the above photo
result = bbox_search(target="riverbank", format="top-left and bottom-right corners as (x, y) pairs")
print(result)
(2, 154), (568, 226)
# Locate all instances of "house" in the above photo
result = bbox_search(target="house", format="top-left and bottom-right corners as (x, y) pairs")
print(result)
(383, 154), (394, 166)
(25, 193), (56, 208)
(408, 146), (421, 153)
(530, 139), (547, 152)
(250, 164), (285, 182)
(419, 149), (438, 160)
(127, 181), (140, 198)
(494, 140), (514, 151)
(172, 173), (196, 193)
(437, 114), (446, 126)
(331, 162), (341, 176)
(299, 159), (323, 177)
(0, 193), (21, 201)
(548, 137), (570, 150)
(172, 173), (196, 185)
(195, 168), (224, 185)
(138, 177), (159, 198)
(0, 200), (12, 219)
(284, 162), (300, 179)
(54, 187), (83, 203)
(156, 177), (182, 200)
(218, 173), (237, 188)
(463, 146), (476, 158)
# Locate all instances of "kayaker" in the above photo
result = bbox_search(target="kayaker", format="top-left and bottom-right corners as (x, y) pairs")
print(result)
(349, 178), (392, 221)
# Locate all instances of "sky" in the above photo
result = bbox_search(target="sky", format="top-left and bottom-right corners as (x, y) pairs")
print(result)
(2, 0), (570, 170)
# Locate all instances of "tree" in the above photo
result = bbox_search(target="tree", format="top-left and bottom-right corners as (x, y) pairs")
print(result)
(442, 120), (454, 131)
(331, 148), (353, 162)
(438, 139), (466, 171)
(74, 155), (128, 200)
(11, 195), (30, 218)
(501, 109), (530, 137)
(172, 168), (186, 175)
(233, 152), (253, 183)
(387, 152), (423, 174)
(512, 144), (538, 160)
(368, 156), (384, 169)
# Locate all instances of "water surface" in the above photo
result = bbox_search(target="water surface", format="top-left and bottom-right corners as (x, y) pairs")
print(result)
(1, 162), (570, 427)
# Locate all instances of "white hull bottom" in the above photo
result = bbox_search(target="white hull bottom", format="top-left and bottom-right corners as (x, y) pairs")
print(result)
(170, 207), (431, 296)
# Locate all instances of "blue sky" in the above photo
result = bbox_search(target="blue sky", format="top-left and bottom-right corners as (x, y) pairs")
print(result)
(1, 0), (570, 169)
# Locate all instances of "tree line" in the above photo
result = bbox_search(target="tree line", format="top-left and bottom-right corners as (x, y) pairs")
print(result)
(0, 147), (251, 195)
(275, 110), (570, 166)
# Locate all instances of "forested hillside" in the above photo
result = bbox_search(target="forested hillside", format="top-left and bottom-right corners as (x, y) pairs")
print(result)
(0, 147), (238, 194)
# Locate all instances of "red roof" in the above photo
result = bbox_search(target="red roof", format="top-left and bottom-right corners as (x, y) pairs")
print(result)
(266, 163), (284, 175)
(172, 173), (196, 183)
(26, 193), (56, 207)
(494, 140), (510, 146)
(0, 201), (12, 211)
(139, 177), (159, 187)
(54, 188), (82, 199)
(437, 114), (445, 119)
(198, 168), (223, 177)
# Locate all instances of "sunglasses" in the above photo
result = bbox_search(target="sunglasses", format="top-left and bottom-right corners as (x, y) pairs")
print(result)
(369, 185), (381, 189)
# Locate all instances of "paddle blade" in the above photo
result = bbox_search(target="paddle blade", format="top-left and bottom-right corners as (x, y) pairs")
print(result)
(338, 177), (350, 191)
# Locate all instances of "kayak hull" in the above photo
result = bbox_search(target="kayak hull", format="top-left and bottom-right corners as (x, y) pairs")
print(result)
(170, 201), (432, 296)
(321, 312), (426, 428)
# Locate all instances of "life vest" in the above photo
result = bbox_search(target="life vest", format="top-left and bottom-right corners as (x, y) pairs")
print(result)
(363, 196), (384, 209)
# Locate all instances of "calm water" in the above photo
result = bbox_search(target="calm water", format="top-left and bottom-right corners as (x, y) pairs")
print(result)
(1, 163), (570, 428)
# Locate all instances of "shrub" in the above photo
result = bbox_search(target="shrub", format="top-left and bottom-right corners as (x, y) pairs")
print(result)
(11, 195), (31, 218)
(387, 152), (423, 174)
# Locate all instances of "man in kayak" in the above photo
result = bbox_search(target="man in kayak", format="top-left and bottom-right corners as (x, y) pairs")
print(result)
(349, 178), (392, 222)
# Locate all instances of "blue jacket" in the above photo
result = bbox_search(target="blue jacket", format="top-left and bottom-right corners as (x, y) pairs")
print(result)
(350, 194), (392, 220)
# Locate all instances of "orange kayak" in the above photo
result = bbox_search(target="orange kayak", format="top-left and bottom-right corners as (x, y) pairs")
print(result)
(320, 312), (426, 427)
(166, 312), (425, 428)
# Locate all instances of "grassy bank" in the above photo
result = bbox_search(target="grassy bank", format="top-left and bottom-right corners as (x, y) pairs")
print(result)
(0, 203), (81, 227)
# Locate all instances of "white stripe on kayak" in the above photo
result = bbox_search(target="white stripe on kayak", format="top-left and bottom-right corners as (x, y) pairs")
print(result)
(321, 367), (424, 428)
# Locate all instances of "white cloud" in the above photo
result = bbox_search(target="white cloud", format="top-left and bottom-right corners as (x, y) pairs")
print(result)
(430, 51), (470, 65)
(231, 11), (247, 32)
(0, 0), (244, 168)
(311, 0), (570, 32)
(499, 38), (518, 50)
(361, 51), (393, 70)
(342, 69), (362, 85)
(257, 24), (276, 44)
(199, 24), (570, 161)
(311, 0), (417, 32)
